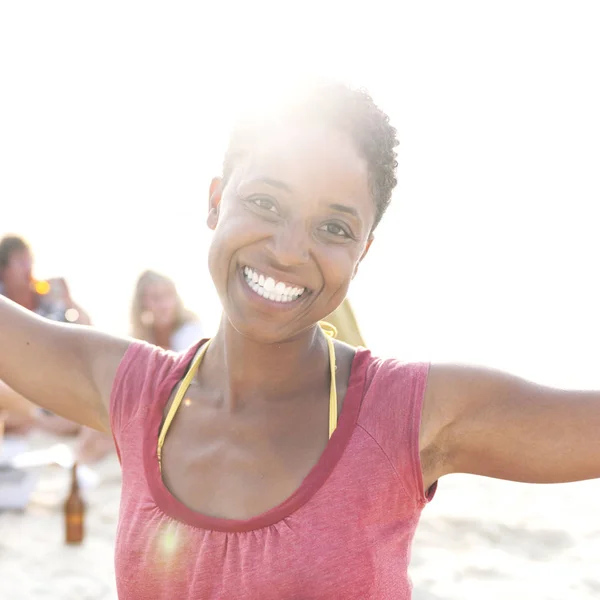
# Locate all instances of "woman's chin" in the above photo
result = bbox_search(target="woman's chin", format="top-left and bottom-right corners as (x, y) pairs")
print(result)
(154, 317), (174, 330)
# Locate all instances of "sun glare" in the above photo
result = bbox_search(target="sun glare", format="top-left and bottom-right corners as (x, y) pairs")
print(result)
(2, 3), (600, 389)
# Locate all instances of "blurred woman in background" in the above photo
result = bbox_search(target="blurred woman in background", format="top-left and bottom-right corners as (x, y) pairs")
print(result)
(130, 270), (203, 352)
(78, 270), (204, 462)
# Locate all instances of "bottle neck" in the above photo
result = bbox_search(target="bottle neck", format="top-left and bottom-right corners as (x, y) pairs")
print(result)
(70, 463), (79, 491)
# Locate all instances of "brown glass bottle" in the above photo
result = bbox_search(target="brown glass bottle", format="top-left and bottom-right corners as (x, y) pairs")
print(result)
(64, 462), (85, 544)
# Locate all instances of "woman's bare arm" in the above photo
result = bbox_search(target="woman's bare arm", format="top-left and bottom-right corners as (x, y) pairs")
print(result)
(0, 380), (37, 417)
(0, 295), (131, 432)
(420, 364), (600, 490)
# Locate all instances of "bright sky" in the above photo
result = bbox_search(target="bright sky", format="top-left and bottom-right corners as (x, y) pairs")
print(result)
(2, 2), (600, 388)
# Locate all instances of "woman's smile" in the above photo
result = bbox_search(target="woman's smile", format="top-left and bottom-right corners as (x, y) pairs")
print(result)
(242, 265), (307, 303)
(237, 265), (311, 312)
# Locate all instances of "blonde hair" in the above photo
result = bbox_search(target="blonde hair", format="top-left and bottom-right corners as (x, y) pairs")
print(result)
(130, 270), (198, 343)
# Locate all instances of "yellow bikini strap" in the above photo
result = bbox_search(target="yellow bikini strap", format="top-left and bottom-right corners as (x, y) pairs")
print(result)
(320, 322), (338, 439)
(157, 328), (338, 472)
(157, 340), (211, 469)
(325, 332), (338, 439)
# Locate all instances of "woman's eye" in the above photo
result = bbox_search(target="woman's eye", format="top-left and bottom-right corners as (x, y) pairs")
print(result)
(320, 222), (351, 238)
(250, 197), (278, 213)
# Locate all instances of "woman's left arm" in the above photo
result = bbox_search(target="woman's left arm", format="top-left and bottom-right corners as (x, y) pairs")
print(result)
(420, 364), (600, 490)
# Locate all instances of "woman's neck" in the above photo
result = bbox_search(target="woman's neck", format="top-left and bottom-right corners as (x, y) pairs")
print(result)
(202, 317), (330, 409)
(153, 324), (174, 350)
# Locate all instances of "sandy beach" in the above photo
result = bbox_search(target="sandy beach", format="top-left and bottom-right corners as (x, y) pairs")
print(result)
(1, 431), (599, 600)
(411, 475), (600, 599)
(0, 431), (121, 600)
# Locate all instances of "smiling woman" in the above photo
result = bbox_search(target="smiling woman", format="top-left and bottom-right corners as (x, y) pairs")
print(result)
(202, 84), (397, 349)
(1, 81), (600, 600)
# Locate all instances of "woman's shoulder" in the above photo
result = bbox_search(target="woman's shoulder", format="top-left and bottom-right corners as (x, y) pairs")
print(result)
(353, 347), (430, 431)
(114, 337), (202, 385)
(350, 347), (433, 506)
(110, 340), (202, 434)
(353, 347), (430, 389)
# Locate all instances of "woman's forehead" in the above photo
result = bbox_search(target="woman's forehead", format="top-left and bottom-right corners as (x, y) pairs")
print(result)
(232, 124), (373, 214)
(145, 280), (174, 295)
(9, 249), (32, 265)
(247, 122), (363, 165)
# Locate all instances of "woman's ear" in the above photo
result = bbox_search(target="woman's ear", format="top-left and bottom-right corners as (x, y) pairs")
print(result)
(352, 235), (373, 279)
(207, 177), (223, 230)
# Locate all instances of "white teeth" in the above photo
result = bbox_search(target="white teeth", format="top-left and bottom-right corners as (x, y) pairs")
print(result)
(242, 266), (306, 303)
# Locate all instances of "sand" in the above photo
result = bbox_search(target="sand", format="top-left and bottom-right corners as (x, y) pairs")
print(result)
(411, 475), (600, 599)
(0, 432), (120, 600)
(1, 431), (599, 600)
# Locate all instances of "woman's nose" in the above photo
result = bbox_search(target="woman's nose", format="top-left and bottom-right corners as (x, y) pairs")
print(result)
(266, 223), (310, 268)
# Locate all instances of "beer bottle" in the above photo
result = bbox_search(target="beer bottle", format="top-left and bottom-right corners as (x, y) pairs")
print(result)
(64, 462), (85, 544)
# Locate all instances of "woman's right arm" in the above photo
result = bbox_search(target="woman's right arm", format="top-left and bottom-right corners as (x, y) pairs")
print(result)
(0, 380), (37, 418)
(0, 296), (132, 432)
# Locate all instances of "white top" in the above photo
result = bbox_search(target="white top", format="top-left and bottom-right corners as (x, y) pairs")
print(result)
(170, 320), (204, 353)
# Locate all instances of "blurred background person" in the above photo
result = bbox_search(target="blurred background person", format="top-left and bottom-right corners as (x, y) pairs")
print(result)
(131, 269), (203, 351)
(0, 234), (115, 464)
(0, 235), (90, 325)
(0, 235), (91, 434)
(78, 270), (203, 462)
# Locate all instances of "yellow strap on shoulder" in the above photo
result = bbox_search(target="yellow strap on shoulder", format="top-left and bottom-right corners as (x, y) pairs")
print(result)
(158, 326), (338, 473)
(320, 321), (338, 438)
(157, 340), (211, 470)
(325, 332), (338, 439)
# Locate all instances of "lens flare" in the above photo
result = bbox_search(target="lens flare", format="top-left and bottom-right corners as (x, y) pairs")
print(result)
(153, 520), (188, 569)
(65, 308), (80, 323)
(34, 280), (51, 295)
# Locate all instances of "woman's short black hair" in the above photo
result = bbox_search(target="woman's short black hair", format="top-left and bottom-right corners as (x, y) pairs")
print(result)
(222, 82), (399, 231)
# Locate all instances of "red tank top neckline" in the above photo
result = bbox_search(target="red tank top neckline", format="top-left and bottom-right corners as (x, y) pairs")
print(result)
(143, 341), (370, 533)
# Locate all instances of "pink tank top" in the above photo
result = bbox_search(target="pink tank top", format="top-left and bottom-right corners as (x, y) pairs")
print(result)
(110, 340), (434, 599)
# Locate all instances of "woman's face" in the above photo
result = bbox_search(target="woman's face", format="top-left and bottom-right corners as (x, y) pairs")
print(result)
(1, 249), (33, 290)
(207, 123), (376, 343)
(142, 281), (178, 329)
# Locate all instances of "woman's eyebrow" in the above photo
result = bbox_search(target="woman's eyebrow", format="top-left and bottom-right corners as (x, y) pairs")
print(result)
(329, 203), (359, 218)
(241, 179), (361, 219)
(244, 177), (292, 192)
